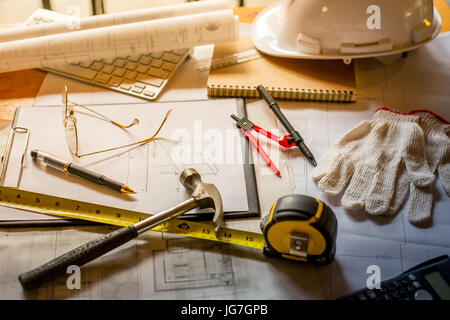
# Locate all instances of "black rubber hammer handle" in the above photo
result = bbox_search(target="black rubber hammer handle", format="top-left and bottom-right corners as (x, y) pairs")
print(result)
(18, 225), (138, 290)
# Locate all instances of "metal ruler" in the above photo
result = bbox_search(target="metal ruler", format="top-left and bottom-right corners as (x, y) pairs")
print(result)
(196, 48), (262, 72)
(0, 185), (264, 250)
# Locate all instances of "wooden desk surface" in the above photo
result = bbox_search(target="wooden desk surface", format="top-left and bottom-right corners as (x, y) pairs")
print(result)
(0, 1), (448, 122)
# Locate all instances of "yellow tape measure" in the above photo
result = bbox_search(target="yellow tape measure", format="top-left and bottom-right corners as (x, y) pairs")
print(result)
(0, 185), (265, 250)
(0, 186), (338, 264)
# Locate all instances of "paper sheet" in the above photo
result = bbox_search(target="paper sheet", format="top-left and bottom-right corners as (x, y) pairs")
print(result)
(0, 0), (230, 43)
(0, 9), (238, 73)
(8, 99), (250, 217)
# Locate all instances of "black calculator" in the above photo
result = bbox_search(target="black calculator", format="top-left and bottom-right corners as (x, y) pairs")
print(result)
(338, 255), (450, 300)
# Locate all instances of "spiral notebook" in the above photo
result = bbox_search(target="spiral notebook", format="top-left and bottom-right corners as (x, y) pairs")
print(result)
(207, 36), (357, 102)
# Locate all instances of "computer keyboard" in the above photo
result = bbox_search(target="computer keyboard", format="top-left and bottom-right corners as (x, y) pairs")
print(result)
(24, 9), (190, 100)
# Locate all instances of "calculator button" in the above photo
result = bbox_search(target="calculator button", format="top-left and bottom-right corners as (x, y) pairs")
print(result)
(357, 293), (368, 300)
(407, 286), (415, 293)
(383, 293), (392, 300)
(414, 289), (433, 300)
(391, 292), (401, 300)
(412, 281), (421, 288)
(399, 289), (408, 297)
(367, 290), (377, 299)
(408, 274), (417, 281)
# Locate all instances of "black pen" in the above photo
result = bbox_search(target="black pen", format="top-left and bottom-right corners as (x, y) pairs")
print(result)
(256, 85), (317, 167)
(31, 149), (136, 194)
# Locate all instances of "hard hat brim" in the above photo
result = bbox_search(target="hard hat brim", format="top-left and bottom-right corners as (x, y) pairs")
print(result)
(251, 3), (442, 62)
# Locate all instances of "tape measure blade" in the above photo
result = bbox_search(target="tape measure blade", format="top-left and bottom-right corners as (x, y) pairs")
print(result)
(0, 185), (265, 250)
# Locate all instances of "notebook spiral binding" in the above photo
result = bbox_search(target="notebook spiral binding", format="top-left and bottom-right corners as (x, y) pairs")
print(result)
(207, 85), (356, 102)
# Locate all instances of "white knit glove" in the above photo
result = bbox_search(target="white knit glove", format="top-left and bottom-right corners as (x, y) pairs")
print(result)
(388, 111), (450, 223)
(312, 108), (435, 216)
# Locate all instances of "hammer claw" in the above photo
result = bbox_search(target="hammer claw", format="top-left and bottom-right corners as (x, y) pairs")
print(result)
(180, 168), (224, 235)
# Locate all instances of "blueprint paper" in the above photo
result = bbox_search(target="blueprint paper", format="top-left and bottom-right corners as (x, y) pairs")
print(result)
(0, 29), (449, 300)
(0, 9), (238, 73)
(0, 1), (230, 42)
(9, 99), (250, 216)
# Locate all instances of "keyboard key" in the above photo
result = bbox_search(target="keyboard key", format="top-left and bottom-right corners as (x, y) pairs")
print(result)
(173, 49), (188, 56)
(143, 89), (155, 97)
(113, 68), (126, 77)
(139, 56), (152, 65)
(162, 62), (176, 71)
(136, 65), (149, 74)
(113, 58), (127, 68)
(120, 80), (134, 90)
(151, 52), (163, 59)
(162, 52), (181, 63)
(95, 72), (111, 84)
(79, 60), (94, 68)
(136, 74), (164, 87)
(91, 61), (104, 71)
(101, 65), (115, 74)
(102, 57), (115, 65)
(108, 76), (122, 87)
(128, 55), (142, 62)
(150, 59), (163, 68)
(148, 67), (169, 79)
(133, 82), (146, 89)
(124, 71), (137, 80)
(125, 62), (138, 71)
(132, 86), (144, 94)
(48, 64), (97, 80)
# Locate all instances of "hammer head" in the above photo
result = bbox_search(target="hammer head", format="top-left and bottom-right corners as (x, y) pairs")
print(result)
(179, 168), (224, 235)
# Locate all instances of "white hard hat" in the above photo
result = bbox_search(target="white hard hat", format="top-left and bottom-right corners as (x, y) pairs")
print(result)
(251, 0), (441, 63)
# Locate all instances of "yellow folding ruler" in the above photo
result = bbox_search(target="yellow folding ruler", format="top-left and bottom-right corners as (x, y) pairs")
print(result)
(0, 185), (264, 250)
(195, 48), (262, 71)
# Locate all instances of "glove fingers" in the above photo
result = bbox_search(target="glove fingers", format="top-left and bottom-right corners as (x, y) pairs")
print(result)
(407, 184), (433, 224)
(316, 155), (354, 196)
(387, 163), (409, 214)
(312, 146), (340, 182)
(404, 125), (435, 188)
(437, 149), (450, 196)
(341, 165), (374, 210)
(365, 164), (399, 215)
(313, 120), (372, 182)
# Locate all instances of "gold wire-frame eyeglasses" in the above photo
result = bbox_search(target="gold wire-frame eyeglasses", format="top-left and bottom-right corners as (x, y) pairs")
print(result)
(62, 85), (171, 158)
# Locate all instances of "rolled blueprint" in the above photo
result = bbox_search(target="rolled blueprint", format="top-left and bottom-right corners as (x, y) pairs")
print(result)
(0, 9), (239, 73)
(0, 0), (230, 42)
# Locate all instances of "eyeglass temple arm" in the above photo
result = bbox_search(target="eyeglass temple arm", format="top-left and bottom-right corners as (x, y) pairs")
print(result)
(68, 100), (139, 128)
(75, 109), (172, 158)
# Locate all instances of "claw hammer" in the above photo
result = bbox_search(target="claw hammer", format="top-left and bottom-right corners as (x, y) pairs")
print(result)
(18, 168), (224, 290)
